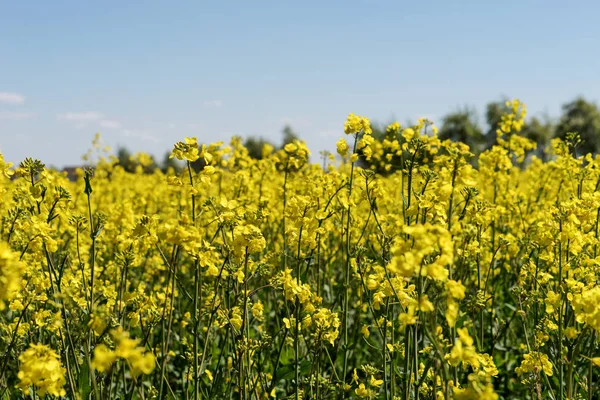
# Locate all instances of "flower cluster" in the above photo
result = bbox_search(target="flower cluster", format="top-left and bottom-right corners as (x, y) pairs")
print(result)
(17, 344), (66, 397)
(344, 113), (372, 135)
(0, 242), (23, 309)
(92, 328), (155, 376)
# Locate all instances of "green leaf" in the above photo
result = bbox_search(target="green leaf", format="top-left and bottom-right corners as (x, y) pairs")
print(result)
(78, 361), (91, 399)
(276, 360), (312, 381)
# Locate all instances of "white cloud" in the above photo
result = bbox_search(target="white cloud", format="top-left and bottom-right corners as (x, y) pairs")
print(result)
(100, 120), (122, 129)
(203, 100), (223, 107)
(122, 129), (159, 143)
(0, 111), (35, 120)
(57, 111), (104, 121)
(0, 92), (26, 105)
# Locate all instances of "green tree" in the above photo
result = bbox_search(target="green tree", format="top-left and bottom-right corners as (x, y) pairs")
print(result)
(116, 147), (135, 173)
(520, 116), (554, 160)
(281, 125), (299, 147)
(438, 107), (484, 153)
(555, 97), (600, 156)
(242, 125), (296, 160)
(483, 98), (511, 150)
(355, 122), (395, 174)
(115, 146), (160, 173)
(244, 136), (273, 160)
(189, 156), (207, 172)
(160, 151), (182, 173)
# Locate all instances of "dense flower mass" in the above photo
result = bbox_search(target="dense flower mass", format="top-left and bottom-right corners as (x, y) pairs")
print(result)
(2, 101), (600, 399)
(17, 344), (66, 397)
(0, 242), (23, 309)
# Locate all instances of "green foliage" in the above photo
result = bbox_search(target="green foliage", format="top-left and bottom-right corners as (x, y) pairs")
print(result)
(115, 146), (159, 174)
(244, 136), (272, 160)
(439, 107), (484, 153)
(556, 97), (600, 156)
(281, 125), (299, 146)
(243, 125), (300, 160)
(160, 151), (182, 173)
(520, 116), (554, 160)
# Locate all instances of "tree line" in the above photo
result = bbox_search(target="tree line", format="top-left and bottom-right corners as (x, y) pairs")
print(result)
(113, 96), (600, 173)
(436, 96), (600, 159)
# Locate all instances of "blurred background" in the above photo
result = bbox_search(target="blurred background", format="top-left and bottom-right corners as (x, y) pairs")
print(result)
(1, 0), (599, 169)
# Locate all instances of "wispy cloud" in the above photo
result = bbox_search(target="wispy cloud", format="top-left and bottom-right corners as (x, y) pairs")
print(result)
(0, 92), (26, 105)
(0, 111), (35, 120)
(100, 119), (122, 129)
(57, 111), (104, 121)
(203, 100), (223, 107)
(122, 129), (159, 143)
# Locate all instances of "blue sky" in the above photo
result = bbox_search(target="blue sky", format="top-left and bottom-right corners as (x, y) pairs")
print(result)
(1, 0), (599, 167)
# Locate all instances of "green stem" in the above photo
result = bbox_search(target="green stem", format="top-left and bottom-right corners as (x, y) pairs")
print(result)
(187, 161), (200, 400)
(84, 170), (100, 400)
(295, 223), (304, 400)
(343, 133), (359, 383)
(558, 222), (563, 400)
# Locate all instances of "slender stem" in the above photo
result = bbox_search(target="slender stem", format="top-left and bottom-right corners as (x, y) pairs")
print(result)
(187, 161), (200, 400)
(589, 331), (595, 400)
(558, 222), (563, 400)
(242, 247), (250, 400)
(84, 170), (100, 400)
(283, 167), (289, 271)
(343, 133), (359, 382)
(295, 223), (304, 400)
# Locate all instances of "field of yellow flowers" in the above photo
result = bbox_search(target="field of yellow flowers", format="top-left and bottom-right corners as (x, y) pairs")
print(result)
(1, 100), (600, 399)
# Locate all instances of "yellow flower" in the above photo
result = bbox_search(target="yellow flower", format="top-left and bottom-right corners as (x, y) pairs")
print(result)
(564, 327), (578, 339)
(311, 308), (340, 345)
(251, 301), (264, 322)
(355, 383), (371, 398)
(336, 138), (349, 157)
(92, 344), (118, 372)
(402, 128), (415, 141)
(361, 324), (370, 338)
(445, 299), (459, 328)
(17, 344), (66, 397)
(170, 137), (200, 162)
(0, 152), (14, 178)
(515, 351), (553, 377)
(386, 122), (401, 136)
(352, 368), (359, 383)
(230, 307), (243, 331)
(235, 269), (245, 283)
(204, 369), (214, 381)
(92, 328), (155, 376)
(446, 280), (466, 300)
(283, 317), (292, 329)
(369, 375), (383, 387)
(344, 113), (372, 135)
(0, 242), (24, 310)
(545, 290), (560, 314)
(233, 224), (266, 256)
